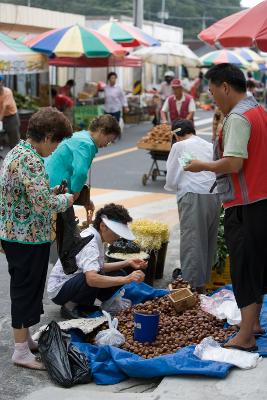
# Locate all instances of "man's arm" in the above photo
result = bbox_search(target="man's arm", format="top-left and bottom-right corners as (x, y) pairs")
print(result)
(160, 98), (169, 123)
(184, 156), (244, 174)
(186, 111), (194, 120)
(186, 98), (196, 120)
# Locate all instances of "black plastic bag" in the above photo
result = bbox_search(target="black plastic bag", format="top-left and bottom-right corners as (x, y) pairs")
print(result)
(38, 321), (91, 388)
(56, 206), (94, 275)
(109, 238), (140, 254)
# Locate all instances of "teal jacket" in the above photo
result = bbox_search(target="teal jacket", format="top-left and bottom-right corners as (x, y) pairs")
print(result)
(45, 130), (98, 193)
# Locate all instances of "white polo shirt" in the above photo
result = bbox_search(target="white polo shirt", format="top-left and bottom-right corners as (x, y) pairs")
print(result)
(162, 93), (196, 114)
(47, 226), (104, 300)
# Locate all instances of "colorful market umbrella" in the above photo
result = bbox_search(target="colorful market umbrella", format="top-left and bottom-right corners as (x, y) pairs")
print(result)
(98, 21), (160, 47)
(198, 0), (267, 51)
(133, 42), (201, 67)
(25, 24), (127, 58)
(200, 49), (250, 68)
(234, 48), (265, 64)
(0, 32), (47, 75)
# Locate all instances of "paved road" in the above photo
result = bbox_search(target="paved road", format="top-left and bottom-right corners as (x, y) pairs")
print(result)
(91, 109), (213, 192)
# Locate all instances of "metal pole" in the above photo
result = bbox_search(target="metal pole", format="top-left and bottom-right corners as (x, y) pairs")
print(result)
(133, 0), (143, 28)
(161, 0), (166, 24)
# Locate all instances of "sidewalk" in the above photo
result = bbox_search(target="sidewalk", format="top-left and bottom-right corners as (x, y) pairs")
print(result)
(1, 188), (267, 400)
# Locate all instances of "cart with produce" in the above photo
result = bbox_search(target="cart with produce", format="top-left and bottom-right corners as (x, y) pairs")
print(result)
(137, 124), (171, 185)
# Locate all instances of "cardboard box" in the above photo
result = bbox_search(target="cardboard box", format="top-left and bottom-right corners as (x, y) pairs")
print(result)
(168, 288), (196, 313)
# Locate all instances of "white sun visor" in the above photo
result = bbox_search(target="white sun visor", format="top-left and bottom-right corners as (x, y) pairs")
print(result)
(101, 215), (135, 241)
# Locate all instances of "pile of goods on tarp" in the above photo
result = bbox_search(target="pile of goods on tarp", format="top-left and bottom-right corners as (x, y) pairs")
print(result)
(87, 278), (237, 359)
(170, 276), (190, 290)
(137, 124), (172, 150)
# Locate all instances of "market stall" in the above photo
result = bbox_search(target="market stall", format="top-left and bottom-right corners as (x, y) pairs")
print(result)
(0, 32), (48, 137)
(25, 24), (128, 125)
(49, 54), (143, 128)
(137, 123), (171, 185)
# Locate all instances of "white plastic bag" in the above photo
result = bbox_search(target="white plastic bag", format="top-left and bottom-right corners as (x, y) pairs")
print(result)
(194, 337), (261, 369)
(200, 289), (241, 325)
(119, 117), (124, 133)
(101, 289), (132, 316)
(95, 310), (125, 347)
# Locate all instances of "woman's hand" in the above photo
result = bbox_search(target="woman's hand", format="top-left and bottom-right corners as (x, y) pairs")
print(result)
(128, 259), (148, 270)
(125, 270), (145, 284)
(67, 194), (74, 207)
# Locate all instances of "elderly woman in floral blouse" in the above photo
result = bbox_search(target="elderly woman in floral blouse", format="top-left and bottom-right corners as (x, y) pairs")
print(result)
(0, 107), (74, 370)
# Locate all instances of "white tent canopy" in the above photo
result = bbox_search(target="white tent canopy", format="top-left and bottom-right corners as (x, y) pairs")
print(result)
(132, 42), (201, 67)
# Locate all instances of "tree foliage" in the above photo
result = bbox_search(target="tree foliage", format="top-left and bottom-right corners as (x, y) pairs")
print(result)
(1, 0), (242, 39)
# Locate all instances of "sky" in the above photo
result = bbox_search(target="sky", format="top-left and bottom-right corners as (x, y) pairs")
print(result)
(241, 0), (264, 7)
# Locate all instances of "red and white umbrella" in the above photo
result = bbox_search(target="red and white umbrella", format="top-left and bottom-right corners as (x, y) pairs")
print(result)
(198, 0), (267, 51)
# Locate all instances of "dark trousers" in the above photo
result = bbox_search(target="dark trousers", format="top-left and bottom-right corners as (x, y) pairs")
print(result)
(104, 111), (121, 122)
(3, 113), (20, 148)
(52, 271), (124, 307)
(1, 240), (50, 328)
(224, 199), (267, 308)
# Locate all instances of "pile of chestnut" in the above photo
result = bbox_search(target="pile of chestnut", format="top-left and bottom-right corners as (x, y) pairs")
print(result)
(116, 285), (236, 358)
(89, 278), (236, 359)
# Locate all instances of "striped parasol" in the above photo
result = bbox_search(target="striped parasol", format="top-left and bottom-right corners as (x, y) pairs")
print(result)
(25, 24), (127, 58)
(0, 32), (47, 74)
(200, 49), (250, 68)
(98, 21), (160, 47)
(234, 48), (265, 64)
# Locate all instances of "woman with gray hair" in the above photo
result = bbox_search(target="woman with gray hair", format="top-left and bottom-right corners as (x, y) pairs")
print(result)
(0, 107), (74, 370)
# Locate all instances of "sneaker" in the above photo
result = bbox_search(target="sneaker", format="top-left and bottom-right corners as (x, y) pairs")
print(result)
(60, 305), (88, 319)
(172, 268), (181, 281)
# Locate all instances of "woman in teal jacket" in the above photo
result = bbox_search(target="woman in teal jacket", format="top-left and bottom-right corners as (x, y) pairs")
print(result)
(45, 114), (121, 199)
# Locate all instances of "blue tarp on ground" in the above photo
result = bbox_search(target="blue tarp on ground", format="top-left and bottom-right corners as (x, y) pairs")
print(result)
(71, 282), (267, 385)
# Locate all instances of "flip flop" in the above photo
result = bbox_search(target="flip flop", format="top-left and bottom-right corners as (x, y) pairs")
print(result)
(14, 356), (46, 371)
(223, 344), (258, 352)
(253, 329), (266, 337)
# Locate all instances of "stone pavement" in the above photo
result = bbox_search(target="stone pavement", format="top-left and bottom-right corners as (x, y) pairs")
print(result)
(1, 188), (267, 399)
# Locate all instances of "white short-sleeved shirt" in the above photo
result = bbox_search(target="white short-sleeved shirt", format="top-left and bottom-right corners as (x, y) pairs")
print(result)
(47, 226), (104, 300)
(164, 136), (216, 201)
(161, 94), (196, 114)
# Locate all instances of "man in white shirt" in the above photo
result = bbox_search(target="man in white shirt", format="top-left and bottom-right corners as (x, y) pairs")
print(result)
(159, 70), (175, 100)
(165, 119), (220, 292)
(104, 72), (129, 123)
(161, 79), (196, 124)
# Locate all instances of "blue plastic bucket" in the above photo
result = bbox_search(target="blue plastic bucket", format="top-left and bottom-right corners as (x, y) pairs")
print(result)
(133, 311), (160, 343)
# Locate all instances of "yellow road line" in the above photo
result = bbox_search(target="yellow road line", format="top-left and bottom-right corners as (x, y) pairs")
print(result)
(93, 146), (138, 162)
(197, 127), (212, 132)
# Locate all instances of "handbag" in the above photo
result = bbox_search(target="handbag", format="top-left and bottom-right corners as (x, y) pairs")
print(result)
(74, 184), (91, 208)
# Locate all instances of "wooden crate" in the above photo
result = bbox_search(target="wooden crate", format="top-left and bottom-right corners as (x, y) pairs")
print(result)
(137, 140), (171, 152)
(168, 283), (191, 292)
(205, 256), (231, 290)
(168, 288), (196, 313)
(123, 114), (141, 124)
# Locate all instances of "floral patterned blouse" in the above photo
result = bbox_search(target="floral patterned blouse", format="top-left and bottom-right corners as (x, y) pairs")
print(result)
(0, 140), (69, 244)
